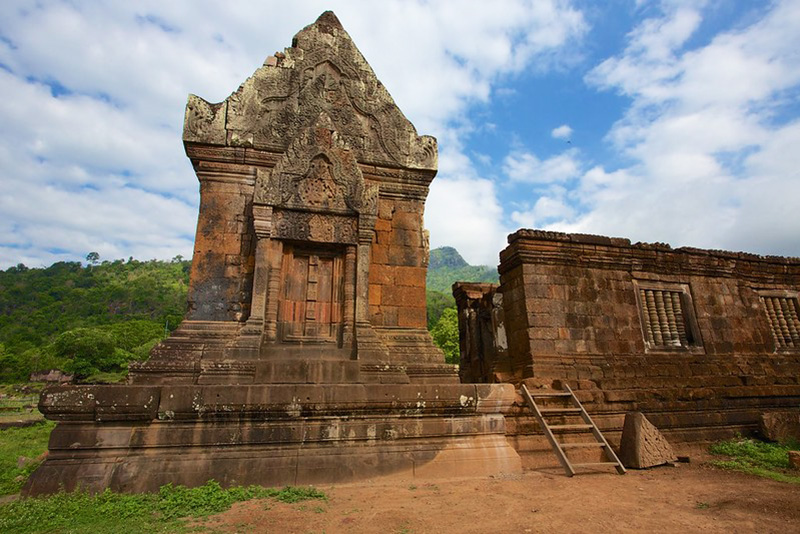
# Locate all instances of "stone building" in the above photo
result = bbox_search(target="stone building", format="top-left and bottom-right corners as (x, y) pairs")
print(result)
(26, 12), (799, 492)
(455, 229), (800, 463)
(24, 12), (521, 495)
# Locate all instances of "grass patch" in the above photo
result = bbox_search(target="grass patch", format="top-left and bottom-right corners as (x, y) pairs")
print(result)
(0, 481), (327, 534)
(0, 420), (55, 496)
(709, 437), (800, 484)
(1, 419), (326, 532)
(0, 384), (44, 424)
(82, 371), (128, 384)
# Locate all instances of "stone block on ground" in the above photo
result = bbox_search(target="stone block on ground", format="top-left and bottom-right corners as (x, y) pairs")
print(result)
(619, 411), (676, 469)
(759, 410), (800, 444)
(788, 451), (800, 470)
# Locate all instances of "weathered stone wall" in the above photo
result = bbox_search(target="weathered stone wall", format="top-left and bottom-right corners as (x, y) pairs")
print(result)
(186, 163), (256, 322)
(498, 230), (799, 362)
(457, 229), (800, 450)
(367, 186), (430, 330)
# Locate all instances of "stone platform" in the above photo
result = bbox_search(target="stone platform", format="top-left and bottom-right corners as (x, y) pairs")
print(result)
(25, 383), (521, 494)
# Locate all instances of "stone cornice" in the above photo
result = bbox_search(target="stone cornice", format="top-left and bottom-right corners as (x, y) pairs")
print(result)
(185, 142), (435, 196)
(500, 229), (800, 284)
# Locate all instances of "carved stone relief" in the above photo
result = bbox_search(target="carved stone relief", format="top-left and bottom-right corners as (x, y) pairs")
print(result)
(254, 113), (371, 218)
(273, 210), (357, 245)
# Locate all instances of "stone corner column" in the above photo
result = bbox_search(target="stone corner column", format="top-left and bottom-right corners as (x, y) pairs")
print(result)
(241, 204), (273, 340)
(354, 215), (389, 361)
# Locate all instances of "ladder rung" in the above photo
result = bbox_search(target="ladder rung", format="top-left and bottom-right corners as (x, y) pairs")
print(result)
(540, 408), (581, 414)
(571, 462), (621, 468)
(559, 442), (606, 449)
(528, 391), (572, 397)
(547, 424), (593, 431)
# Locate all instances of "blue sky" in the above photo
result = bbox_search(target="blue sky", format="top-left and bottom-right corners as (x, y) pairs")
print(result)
(1, 0), (799, 268)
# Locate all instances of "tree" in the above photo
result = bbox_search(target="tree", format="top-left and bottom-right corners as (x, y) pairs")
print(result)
(430, 307), (460, 365)
(426, 290), (455, 329)
(86, 252), (100, 269)
(53, 328), (127, 379)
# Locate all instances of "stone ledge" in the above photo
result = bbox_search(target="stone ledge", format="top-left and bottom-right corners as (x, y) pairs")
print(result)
(39, 383), (518, 422)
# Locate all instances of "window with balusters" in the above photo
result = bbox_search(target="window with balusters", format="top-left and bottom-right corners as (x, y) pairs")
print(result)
(633, 281), (703, 352)
(758, 291), (800, 351)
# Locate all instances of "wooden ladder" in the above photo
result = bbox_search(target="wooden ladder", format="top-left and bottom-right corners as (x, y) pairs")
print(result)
(520, 383), (626, 477)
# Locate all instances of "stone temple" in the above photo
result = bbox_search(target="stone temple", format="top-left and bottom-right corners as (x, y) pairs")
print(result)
(26, 12), (800, 492)
(24, 12), (521, 494)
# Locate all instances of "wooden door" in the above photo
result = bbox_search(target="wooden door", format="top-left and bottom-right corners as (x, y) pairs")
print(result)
(279, 246), (343, 343)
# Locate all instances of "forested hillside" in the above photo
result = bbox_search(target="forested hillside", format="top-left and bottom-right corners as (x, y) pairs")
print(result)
(426, 247), (497, 293)
(0, 246), (494, 380)
(425, 246), (497, 327)
(425, 247), (498, 364)
(0, 257), (190, 382)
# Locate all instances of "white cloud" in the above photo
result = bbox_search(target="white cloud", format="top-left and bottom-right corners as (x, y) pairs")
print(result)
(503, 149), (582, 184)
(559, 0), (800, 256)
(0, 0), (589, 268)
(427, 175), (508, 266)
(551, 124), (573, 139)
(510, 192), (576, 229)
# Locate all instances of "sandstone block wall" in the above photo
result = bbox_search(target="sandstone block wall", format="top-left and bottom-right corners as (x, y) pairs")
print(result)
(458, 229), (800, 446)
(186, 167), (257, 322)
(368, 196), (428, 329)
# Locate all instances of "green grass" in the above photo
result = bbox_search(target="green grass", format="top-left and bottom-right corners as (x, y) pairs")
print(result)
(0, 481), (327, 534)
(709, 437), (800, 484)
(0, 421), (327, 532)
(0, 384), (45, 423)
(0, 420), (55, 495)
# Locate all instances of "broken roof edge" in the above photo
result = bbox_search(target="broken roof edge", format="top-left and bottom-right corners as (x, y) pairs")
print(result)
(506, 228), (800, 264)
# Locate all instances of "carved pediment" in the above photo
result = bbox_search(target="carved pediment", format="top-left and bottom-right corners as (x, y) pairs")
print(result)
(255, 113), (377, 217)
(183, 11), (437, 171)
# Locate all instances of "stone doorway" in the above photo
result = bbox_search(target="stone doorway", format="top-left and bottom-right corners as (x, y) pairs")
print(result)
(278, 243), (344, 345)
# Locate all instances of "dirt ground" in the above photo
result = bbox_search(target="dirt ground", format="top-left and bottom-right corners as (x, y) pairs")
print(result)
(193, 461), (800, 534)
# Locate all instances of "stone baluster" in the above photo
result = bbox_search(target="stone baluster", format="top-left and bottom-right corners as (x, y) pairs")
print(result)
(646, 290), (663, 346)
(663, 291), (679, 346)
(763, 297), (782, 347)
(639, 289), (653, 344)
(671, 292), (687, 345)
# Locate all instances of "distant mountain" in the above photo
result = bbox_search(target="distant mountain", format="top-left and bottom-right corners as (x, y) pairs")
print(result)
(429, 246), (468, 270)
(426, 247), (498, 294)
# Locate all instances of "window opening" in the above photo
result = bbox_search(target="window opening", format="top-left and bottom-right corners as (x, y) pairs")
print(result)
(760, 294), (800, 349)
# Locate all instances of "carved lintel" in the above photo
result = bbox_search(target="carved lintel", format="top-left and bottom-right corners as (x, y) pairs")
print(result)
(272, 209), (357, 244)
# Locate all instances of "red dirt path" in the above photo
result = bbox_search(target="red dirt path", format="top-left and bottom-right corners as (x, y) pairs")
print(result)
(191, 462), (800, 533)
